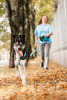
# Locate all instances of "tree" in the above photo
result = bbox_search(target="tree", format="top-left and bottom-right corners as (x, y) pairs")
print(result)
(33, 0), (59, 25)
(4, 0), (35, 68)
(2, 0), (59, 68)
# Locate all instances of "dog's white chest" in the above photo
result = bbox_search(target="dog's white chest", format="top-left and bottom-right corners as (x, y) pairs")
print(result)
(20, 59), (26, 66)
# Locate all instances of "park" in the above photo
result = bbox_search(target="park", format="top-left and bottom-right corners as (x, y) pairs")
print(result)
(0, 0), (67, 99)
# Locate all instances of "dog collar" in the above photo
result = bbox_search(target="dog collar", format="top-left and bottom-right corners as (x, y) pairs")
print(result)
(20, 52), (26, 60)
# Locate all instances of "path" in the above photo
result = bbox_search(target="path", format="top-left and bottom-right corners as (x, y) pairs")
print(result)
(0, 60), (9, 66)
(0, 57), (67, 100)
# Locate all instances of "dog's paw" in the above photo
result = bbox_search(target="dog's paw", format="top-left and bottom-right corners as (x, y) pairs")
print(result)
(21, 76), (23, 80)
(22, 75), (26, 84)
(16, 74), (20, 78)
(22, 80), (26, 84)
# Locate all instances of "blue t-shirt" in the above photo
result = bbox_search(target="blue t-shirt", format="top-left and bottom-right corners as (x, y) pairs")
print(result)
(34, 24), (53, 43)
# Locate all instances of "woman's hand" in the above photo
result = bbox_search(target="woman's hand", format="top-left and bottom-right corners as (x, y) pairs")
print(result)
(46, 34), (50, 38)
(34, 43), (37, 48)
(46, 32), (52, 37)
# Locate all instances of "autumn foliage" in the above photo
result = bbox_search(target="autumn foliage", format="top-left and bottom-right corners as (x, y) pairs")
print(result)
(0, 57), (67, 100)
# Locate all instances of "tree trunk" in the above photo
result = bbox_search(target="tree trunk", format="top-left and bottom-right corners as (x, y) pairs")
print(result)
(32, 9), (37, 57)
(31, 6), (37, 57)
(4, 0), (35, 68)
(25, 0), (31, 55)
(5, 0), (21, 68)
(10, 0), (19, 68)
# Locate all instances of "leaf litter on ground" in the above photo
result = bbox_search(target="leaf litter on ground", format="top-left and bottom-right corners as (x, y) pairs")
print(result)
(0, 57), (67, 100)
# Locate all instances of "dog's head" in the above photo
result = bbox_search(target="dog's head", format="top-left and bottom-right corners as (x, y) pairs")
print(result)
(14, 40), (25, 51)
(13, 35), (25, 57)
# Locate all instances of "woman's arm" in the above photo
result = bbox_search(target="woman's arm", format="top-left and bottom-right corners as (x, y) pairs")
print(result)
(34, 35), (38, 48)
(46, 32), (52, 38)
(35, 35), (38, 43)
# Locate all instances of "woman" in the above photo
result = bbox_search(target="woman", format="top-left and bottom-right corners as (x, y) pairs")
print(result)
(34, 16), (53, 70)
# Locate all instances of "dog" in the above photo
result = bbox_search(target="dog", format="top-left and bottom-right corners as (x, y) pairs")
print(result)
(13, 35), (29, 84)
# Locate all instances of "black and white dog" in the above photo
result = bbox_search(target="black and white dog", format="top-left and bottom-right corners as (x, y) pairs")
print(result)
(13, 35), (29, 84)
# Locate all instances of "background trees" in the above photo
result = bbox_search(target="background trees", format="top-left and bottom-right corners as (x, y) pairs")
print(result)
(0, 0), (59, 68)
(0, 0), (11, 50)
(4, 0), (36, 68)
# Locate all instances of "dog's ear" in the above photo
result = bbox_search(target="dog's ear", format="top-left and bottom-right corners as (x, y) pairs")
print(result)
(13, 35), (17, 42)
(19, 35), (25, 43)
(22, 35), (25, 43)
(22, 45), (25, 50)
(19, 35), (22, 42)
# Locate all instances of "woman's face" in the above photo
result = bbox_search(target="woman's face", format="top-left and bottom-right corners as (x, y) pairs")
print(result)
(42, 16), (48, 23)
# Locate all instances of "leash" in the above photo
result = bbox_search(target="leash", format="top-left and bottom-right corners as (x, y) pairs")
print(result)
(21, 36), (48, 59)
(30, 36), (48, 56)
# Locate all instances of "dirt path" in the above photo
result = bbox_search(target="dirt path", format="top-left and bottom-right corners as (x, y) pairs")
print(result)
(0, 57), (67, 100)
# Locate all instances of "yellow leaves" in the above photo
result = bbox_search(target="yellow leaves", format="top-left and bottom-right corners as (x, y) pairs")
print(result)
(9, 94), (17, 100)
(34, 0), (55, 25)
(56, 82), (67, 90)
(30, 68), (32, 70)
(0, 57), (67, 99)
